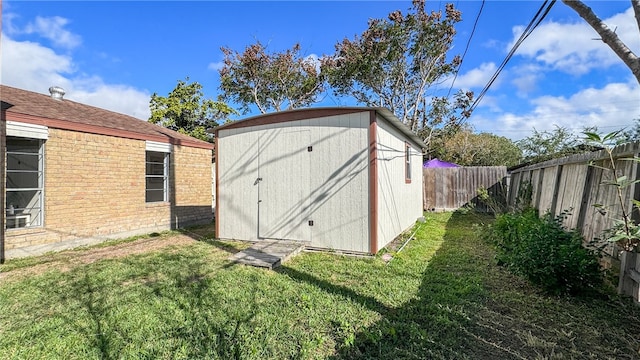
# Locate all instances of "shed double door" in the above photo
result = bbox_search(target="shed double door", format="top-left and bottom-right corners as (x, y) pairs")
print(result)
(257, 129), (311, 241)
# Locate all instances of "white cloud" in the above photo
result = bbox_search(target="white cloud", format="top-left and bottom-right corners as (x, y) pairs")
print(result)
(1, 35), (151, 120)
(511, 73), (540, 97)
(208, 61), (225, 71)
(473, 78), (640, 141)
(509, 63), (545, 97)
(0, 36), (75, 91)
(473, 94), (502, 113)
(511, 7), (640, 75)
(3, 12), (21, 35)
(71, 82), (152, 120)
(24, 16), (82, 49)
(455, 62), (498, 89)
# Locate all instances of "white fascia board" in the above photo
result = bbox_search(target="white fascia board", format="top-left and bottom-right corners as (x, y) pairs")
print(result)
(146, 140), (173, 153)
(6, 121), (49, 140)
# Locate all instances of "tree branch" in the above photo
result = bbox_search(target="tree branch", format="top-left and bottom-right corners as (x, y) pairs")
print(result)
(561, 0), (640, 84)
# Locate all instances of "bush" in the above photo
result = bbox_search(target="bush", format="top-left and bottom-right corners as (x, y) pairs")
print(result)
(486, 209), (603, 295)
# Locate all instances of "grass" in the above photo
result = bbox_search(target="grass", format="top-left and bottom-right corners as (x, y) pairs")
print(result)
(1, 212), (639, 359)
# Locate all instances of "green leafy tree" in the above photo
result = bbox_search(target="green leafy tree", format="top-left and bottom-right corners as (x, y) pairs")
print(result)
(516, 126), (595, 164)
(323, 1), (473, 150)
(219, 42), (326, 114)
(149, 78), (237, 142)
(441, 130), (522, 167)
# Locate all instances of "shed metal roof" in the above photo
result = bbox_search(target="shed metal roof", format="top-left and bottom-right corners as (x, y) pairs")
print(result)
(212, 107), (426, 150)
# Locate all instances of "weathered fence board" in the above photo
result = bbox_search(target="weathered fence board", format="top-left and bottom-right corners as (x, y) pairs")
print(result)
(510, 144), (640, 249)
(423, 166), (507, 212)
(619, 251), (640, 303)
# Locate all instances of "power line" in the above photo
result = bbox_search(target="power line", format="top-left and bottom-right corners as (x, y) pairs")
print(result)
(447, 0), (485, 98)
(468, 0), (557, 114)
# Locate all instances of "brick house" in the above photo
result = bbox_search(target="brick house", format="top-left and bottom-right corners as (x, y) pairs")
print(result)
(0, 85), (214, 261)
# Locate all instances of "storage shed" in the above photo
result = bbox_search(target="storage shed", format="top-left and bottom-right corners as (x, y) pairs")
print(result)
(214, 107), (425, 254)
(1, 85), (214, 260)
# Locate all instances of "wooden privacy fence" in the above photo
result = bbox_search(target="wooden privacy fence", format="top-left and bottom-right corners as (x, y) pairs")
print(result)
(423, 166), (508, 212)
(508, 141), (640, 302)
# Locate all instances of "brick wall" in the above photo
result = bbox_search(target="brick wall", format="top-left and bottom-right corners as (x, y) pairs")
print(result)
(5, 128), (213, 250)
(172, 144), (214, 227)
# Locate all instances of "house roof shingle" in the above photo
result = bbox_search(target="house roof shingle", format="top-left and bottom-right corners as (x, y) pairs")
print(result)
(0, 85), (213, 149)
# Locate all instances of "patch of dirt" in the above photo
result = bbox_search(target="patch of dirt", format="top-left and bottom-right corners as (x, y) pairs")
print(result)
(384, 229), (415, 253)
(0, 234), (199, 282)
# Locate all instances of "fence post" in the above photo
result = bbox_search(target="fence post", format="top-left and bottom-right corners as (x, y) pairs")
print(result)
(618, 251), (640, 302)
(631, 151), (640, 225)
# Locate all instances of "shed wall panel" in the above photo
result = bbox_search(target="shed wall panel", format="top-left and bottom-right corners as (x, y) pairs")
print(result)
(258, 128), (311, 241)
(217, 113), (370, 252)
(307, 113), (369, 252)
(216, 129), (260, 241)
(375, 117), (423, 252)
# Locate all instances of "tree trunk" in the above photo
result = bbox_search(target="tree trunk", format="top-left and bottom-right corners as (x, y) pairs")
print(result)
(561, 0), (640, 85)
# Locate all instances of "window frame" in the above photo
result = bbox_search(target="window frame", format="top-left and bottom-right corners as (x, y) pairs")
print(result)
(145, 150), (170, 203)
(405, 142), (412, 184)
(6, 137), (45, 229)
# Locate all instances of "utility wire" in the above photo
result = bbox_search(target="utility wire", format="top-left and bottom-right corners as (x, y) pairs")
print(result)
(447, 0), (485, 97)
(468, 0), (556, 114)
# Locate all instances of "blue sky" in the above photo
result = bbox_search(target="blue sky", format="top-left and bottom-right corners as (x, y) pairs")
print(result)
(2, 1), (639, 141)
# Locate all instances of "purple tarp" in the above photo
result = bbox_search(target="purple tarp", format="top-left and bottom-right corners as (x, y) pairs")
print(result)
(423, 158), (459, 168)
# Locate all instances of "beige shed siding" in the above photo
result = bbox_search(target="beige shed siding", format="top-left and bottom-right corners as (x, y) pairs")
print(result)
(375, 117), (423, 252)
(217, 113), (370, 252)
(216, 127), (261, 241)
(257, 127), (311, 241)
(5, 128), (212, 250)
(307, 113), (369, 252)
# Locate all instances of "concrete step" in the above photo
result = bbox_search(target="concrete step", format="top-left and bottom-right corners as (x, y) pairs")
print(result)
(230, 240), (306, 269)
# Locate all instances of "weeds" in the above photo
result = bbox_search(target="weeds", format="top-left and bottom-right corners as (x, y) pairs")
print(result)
(486, 208), (603, 296)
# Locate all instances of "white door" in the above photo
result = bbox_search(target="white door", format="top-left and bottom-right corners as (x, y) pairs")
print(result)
(257, 128), (311, 241)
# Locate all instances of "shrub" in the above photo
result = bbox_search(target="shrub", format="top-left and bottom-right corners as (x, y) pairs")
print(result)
(486, 208), (603, 295)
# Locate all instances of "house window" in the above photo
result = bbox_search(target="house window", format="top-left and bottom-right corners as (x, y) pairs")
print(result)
(405, 142), (412, 184)
(6, 137), (44, 228)
(146, 151), (169, 202)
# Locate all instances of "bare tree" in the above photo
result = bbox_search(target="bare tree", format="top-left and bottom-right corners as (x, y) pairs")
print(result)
(561, 0), (640, 84)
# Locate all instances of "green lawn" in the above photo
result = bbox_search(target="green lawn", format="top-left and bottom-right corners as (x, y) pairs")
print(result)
(1, 212), (639, 359)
